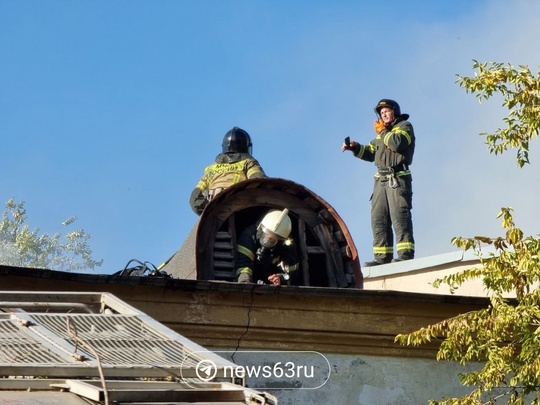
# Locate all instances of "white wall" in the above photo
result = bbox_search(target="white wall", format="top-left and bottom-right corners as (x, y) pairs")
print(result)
(362, 251), (515, 298)
(214, 350), (481, 405)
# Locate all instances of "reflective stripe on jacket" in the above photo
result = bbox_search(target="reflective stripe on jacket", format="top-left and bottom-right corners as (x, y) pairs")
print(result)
(353, 117), (415, 175)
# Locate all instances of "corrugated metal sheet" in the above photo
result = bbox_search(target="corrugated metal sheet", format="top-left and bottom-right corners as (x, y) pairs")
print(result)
(0, 291), (277, 405)
(0, 292), (230, 378)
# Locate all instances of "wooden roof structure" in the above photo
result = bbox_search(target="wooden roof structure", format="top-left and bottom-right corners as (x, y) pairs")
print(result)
(163, 177), (363, 288)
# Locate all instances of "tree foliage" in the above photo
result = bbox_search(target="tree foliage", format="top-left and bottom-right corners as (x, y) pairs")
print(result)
(456, 61), (540, 167)
(0, 198), (103, 272)
(396, 208), (540, 404)
(396, 61), (540, 404)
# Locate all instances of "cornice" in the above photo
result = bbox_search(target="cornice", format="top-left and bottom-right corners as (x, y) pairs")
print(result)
(1, 266), (489, 358)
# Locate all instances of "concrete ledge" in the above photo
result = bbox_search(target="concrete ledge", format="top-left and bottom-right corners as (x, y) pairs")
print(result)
(1, 265), (489, 358)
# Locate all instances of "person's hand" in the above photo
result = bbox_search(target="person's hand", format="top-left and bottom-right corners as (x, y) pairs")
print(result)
(268, 274), (281, 285)
(374, 119), (386, 134)
(341, 140), (358, 152)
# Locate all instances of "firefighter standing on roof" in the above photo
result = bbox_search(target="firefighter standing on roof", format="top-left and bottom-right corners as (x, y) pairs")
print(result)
(190, 127), (266, 215)
(341, 99), (415, 266)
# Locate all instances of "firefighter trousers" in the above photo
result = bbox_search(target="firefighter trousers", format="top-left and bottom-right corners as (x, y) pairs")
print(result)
(370, 175), (414, 262)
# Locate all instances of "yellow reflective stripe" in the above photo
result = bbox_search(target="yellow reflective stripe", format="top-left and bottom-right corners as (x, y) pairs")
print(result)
(396, 242), (415, 251)
(232, 173), (243, 183)
(236, 267), (252, 276)
(246, 166), (264, 178)
(373, 246), (393, 254)
(355, 144), (366, 158)
(356, 143), (376, 159)
(203, 160), (250, 186)
(375, 170), (411, 178)
(204, 160), (247, 176)
(385, 127), (412, 145)
(195, 180), (208, 190)
(237, 244), (255, 261)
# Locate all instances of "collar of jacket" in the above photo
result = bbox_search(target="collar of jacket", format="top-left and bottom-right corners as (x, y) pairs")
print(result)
(392, 114), (410, 126)
(215, 152), (252, 164)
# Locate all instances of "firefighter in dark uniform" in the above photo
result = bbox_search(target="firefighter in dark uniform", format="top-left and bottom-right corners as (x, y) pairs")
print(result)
(341, 99), (415, 266)
(190, 127), (266, 215)
(236, 209), (299, 285)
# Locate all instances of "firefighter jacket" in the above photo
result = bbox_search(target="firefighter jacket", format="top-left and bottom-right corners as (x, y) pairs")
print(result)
(236, 224), (299, 285)
(352, 115), (415, 177)
(190, 152), (266, 215)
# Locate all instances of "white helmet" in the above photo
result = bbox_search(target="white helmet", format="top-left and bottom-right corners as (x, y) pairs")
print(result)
(259, 209), (292, 240)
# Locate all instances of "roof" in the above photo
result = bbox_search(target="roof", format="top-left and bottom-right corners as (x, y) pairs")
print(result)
(362, 249), (507, 297)
(363, 250), (471, 279)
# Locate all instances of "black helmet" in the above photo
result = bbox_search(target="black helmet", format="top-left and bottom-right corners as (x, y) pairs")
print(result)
(374, 99), (401, 117)
(222, 127), (253, 154)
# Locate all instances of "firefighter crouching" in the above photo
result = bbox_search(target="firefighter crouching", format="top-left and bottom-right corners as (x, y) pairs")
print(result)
(236, 209), (299, 286)
(341, 99), (416, 266)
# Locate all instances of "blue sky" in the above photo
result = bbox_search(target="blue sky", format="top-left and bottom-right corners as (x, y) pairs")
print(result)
(2, 0), (540, 274)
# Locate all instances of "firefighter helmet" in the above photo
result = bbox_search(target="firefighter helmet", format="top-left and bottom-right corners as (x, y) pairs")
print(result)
(374, 99), (401, 117)
(222, 127), (253, 154)
(258, 208), (292, 246)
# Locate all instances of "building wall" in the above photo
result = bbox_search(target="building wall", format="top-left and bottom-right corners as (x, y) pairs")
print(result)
(215, 349), (478, 405)
(363, 260), (485, 296)
(362, 251), (515, 298)
(1, 266), (493, 405)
